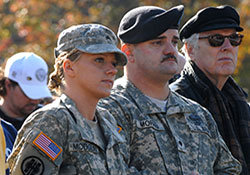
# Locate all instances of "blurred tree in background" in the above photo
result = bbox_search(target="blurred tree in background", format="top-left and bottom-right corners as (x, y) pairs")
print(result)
(0, 0), (249, 98)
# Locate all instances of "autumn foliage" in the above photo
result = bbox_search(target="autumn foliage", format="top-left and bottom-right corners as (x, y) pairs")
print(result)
(0, 0), (250, 97)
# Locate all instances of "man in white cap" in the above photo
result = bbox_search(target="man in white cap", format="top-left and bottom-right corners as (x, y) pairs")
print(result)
(0, 52), (52, 130)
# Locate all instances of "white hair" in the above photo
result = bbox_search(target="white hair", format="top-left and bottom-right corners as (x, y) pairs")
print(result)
(181, 33), (199, 60)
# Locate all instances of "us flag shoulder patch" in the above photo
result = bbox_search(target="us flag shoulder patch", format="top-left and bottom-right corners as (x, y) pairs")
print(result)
(33, 132), (62, 161)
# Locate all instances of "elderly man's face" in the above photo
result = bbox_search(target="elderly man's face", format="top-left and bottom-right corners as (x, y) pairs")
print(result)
(192, 28), (239, 82)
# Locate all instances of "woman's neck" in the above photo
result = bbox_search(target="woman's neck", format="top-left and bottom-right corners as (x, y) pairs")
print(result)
(64, 88), (98, 121)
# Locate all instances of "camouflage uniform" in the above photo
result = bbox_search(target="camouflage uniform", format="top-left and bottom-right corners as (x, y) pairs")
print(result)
(99, 77), (242, 174)
(8, 94), (130, 175)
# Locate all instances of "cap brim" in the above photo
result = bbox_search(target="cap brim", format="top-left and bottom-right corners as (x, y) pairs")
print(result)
(19, 84), (52, 100)
(76, 44), (127, 66)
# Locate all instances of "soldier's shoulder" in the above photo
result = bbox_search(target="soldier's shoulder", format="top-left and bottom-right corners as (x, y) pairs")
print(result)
(24, 98), (69, 126)
(171, 91), (211, 116)
(100, 92), (132, 106)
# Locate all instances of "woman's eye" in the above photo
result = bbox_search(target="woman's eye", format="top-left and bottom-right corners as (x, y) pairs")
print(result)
(95, 57), (104, 63)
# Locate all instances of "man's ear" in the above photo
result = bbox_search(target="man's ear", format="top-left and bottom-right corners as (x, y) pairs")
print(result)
(5, 79), (12, 91)
(63, 59), (75, 77)
(121, 44), (135, 63)
(185, 43), (195, 61)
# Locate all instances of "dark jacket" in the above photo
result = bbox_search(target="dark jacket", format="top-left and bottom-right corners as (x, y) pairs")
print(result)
(170, 60), (250, 175)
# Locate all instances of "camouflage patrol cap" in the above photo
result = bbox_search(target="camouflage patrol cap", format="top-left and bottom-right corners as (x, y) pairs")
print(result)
(54, 24), (127, 66)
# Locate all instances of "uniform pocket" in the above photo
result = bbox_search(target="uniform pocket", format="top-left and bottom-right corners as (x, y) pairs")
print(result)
(185, 114), (211, 137)
(68, 141), (108, 174)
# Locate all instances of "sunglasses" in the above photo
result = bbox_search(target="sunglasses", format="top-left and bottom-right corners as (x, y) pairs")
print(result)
(199, 33), (244, 47)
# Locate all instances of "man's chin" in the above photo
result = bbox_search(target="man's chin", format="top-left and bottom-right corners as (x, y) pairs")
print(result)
(23, 106), (38, 115)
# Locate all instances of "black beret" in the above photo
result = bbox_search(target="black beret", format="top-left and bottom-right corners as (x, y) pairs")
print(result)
(180, 5), (243, 41)
(118, 5), (184, 44)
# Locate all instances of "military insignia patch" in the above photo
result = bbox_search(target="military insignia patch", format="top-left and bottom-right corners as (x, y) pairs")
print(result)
(33, 132), (62, 161)
(117, 126), (122, 133)
(21, 156), (44, 175)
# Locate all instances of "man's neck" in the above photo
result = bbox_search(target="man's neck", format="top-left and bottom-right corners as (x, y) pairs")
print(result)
(203, 71), (229, 90)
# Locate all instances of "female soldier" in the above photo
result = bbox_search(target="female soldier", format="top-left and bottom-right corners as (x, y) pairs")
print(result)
(8, 24), (129, 174)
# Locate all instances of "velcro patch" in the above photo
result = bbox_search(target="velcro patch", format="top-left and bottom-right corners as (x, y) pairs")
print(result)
(33, 132), (62, 161)
(21, 156), (44, 175)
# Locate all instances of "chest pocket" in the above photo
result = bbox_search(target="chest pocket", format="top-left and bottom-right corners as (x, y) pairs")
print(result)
(67, 141), (108, 174)
(59, 163), (77, 175)
(185, 114), (211, 137)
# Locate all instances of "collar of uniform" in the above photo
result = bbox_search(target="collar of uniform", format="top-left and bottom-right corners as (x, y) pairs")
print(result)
(96, 106), (126, 149)
(113, 77), (196, 115)
(113, 77), (164, 114)
(60, 94), (102, 146)
(166, 91), (199, 116)
(61, 94), (125, 149)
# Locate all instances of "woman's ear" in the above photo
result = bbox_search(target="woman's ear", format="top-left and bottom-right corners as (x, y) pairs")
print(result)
(121, 44), (135, 63)
(63, 59), (75, 77)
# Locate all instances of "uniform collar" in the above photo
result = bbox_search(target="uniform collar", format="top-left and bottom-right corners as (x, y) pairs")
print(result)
(113, 77), (196, 115)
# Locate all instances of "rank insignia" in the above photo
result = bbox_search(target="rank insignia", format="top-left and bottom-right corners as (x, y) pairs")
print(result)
(117, 126), (122, 133)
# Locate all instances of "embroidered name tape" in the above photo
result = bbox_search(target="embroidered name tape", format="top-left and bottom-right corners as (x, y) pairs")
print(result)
(69, 142), (99, 153)
(33, 132), (62, 161)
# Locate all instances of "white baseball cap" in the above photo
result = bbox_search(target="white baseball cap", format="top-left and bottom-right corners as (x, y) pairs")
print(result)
(4, 52), (52, 100)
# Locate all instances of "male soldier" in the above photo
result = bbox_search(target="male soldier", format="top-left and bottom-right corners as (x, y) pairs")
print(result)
(0, 52), (52, 130)
(99, 5), (241, 174)
(170, 5), (250, 174)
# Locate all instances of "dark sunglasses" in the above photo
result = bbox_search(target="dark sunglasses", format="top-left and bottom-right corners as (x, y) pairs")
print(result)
(199, 33), (244, 47)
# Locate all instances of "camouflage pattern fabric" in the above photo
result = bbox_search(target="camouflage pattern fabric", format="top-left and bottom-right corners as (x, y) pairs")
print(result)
(54, 24), (127, 66)
(8, 94), (131, 175)
(99, 76), (242, 174)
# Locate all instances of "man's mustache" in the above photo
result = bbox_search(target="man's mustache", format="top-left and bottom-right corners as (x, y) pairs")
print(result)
(160, 54), (177, 63)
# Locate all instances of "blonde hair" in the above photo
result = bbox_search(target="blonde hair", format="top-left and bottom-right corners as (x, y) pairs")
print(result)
(48, 49), (81, 95)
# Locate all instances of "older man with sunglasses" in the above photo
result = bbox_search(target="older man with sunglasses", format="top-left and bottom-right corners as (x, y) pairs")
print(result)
(170, 5), (250, 174)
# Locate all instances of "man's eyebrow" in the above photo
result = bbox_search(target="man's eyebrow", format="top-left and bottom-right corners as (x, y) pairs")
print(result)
(153, 36), (167, 40)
